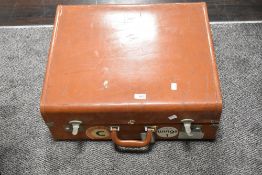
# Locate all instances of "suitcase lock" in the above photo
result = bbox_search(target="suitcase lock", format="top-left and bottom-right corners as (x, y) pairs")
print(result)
(179, 119), (204, 139)
(181, 119), (194, 136)
(68, 120), (82, 135)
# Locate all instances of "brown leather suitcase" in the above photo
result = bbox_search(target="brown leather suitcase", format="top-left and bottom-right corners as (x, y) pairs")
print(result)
(40, 3), (222, 148)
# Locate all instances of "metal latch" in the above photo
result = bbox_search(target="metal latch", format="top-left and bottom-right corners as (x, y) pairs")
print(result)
(68, 120), (82, 135)
(178, 120), (204, 139)
(141, 126), (156, 143)
(145, 126), (156, 132)
(181, 119), (194, 136)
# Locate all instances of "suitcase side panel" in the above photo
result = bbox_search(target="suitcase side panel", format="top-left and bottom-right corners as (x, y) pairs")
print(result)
(202, 4), (223, 113)
(42, 111), (220, 140)
(45, 123), (217, 140)
(40, 5), (63, 114)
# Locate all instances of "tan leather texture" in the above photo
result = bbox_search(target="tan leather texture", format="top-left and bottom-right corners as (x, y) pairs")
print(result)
(40, 3), (222, 141)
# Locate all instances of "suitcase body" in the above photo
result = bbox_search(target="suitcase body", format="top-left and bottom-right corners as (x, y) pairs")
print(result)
(40, 3), (222, 148)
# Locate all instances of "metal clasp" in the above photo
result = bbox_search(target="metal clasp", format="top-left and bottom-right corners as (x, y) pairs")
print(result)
(68, 120), (82, 136)
(145, 126), (156, 132)
(110, 126), (120, 131)
(181, 119), (194, 136)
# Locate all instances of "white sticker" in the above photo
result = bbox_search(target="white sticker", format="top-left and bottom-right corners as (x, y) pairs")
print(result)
(134, 94), (146, 100)
(168, 115), (177, 120)
(157, 127), (178, 138)
(103, 80), (109, 89)
(171, 83), (177, 90)
(86, 126), (111, 140)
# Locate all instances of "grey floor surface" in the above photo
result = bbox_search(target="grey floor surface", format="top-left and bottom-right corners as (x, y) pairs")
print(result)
(0, 23), (261, 175)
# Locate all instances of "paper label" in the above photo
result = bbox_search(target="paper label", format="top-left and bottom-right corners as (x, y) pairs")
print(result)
(134, 94), (146, 100)
(171, 83), (177, 90)
(86, 126), (110, 140)
(157, 127), (178, 138)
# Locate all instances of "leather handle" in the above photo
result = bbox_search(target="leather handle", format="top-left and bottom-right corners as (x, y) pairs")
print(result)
(110, 127), (153, 148)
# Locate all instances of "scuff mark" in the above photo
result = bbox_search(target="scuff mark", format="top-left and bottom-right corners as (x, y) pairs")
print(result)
(94, 50), (100, 57)
(103, 80), (109, 89)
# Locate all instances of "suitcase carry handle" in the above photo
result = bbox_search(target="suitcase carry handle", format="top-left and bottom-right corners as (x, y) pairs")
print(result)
(110, 126), (154, 148)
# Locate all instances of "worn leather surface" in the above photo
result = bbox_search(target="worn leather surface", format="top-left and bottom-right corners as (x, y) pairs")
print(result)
(40, 3), (222, 140)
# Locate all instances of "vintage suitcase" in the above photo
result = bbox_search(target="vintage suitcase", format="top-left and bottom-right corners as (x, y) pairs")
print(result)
(40, 3), (222, 148)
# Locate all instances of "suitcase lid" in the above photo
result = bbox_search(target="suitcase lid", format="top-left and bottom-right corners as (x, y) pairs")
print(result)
(40, 3), (222, 114)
